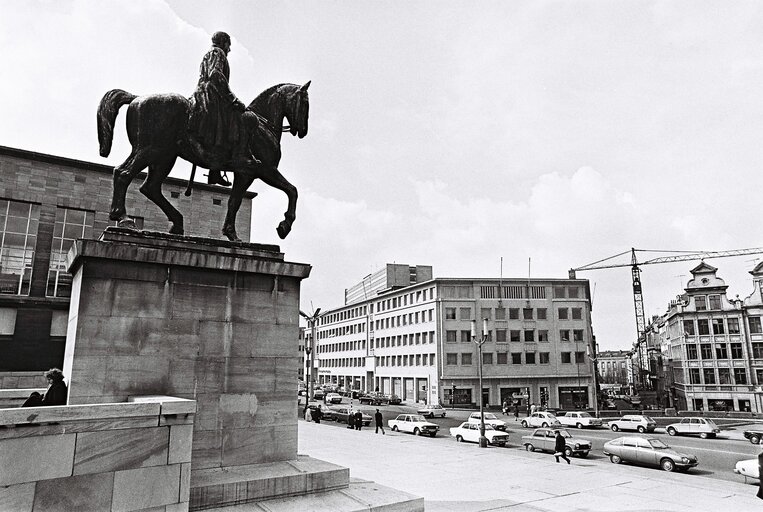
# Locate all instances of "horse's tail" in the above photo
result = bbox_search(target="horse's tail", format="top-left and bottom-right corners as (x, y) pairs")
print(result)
(97, 89), (138, 157)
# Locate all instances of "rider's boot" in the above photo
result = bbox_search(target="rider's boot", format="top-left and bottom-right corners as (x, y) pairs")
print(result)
(207, 170), (232, 187)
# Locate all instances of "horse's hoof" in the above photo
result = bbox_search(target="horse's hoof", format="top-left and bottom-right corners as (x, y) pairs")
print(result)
(117, 218), (138, 230)
(222, 226), (240, 242)
(277, 221), (291, 239)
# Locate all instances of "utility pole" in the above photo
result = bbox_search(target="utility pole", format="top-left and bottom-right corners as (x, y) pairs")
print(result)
(300, 308), (321, 415)
(471, 318), (489, 448)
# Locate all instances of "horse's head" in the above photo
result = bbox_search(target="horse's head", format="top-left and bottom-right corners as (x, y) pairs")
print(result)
(284, 81), (310, 139)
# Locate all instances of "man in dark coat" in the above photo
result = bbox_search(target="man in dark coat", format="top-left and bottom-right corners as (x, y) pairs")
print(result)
(347, 409), (356, 429)
(313, 405), (323, 424)
(374, 409), (385, 435)
(354, 410), (363, 431)
(554, 430), (571, 464)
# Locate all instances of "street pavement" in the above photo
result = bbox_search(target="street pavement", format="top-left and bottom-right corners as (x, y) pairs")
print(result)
(298, 415), (763, 512)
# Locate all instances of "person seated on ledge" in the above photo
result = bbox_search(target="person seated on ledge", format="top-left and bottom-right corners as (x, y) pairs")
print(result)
(22, 368), (67, 407)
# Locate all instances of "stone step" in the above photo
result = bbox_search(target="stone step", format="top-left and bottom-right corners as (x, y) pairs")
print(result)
(201, 478), (424, 512)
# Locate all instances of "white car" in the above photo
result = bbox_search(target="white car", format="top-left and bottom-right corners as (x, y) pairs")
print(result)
(557, 411), (602, 429)
(608, 414), (657, 433)
(325, 393), (343, 404)
(388, 414), (440, 437)
(520, 411), (562, 428)
(450, 422), (510, 446)
(417, 404), (447, 418)
(665, 417), (720, 439)
(734, 457), (760, 482)
(468, 412), (508, 431)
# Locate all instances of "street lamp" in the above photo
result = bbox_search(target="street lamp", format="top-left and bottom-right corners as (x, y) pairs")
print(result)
(471, 318), (489, 448)
(586, 343), (600, 418)
(300, 308), (321, 415)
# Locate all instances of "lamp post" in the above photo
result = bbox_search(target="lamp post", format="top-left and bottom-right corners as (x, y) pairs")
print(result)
(300, 308), (321, 415)
(586, 343), (600, 418)
(471, 318), (489, 448)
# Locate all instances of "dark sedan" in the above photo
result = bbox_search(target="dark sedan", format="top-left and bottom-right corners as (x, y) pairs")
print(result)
(743, 429), (763, 444)
(330, 406), (372, 426)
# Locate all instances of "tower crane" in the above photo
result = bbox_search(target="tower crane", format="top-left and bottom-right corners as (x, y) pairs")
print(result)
(569, 247), (763, 388)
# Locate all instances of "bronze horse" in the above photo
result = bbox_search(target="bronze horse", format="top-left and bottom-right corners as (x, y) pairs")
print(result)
(97, 81), (310, 241)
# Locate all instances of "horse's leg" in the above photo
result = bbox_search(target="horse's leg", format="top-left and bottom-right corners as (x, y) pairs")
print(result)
(110, 147), (155, 225)
(222, 172), (256, 241)
(139, 156), (184, 234)
(257, 167), (298, 239)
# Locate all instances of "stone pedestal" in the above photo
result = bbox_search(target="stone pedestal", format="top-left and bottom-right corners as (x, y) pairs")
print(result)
(64, 228), (311, 470)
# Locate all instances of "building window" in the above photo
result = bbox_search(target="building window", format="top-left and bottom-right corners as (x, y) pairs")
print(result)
(700, 344), (712, 360)
(728, 318), (740, 334)
(538, 330), (549, 342)
(715, 344), (728, 359)
(495, 308), (506, 320)
(731, 343), (744, 359)
(537, 308), (547, 320)
(561, 352), (572, 364)
(575, 351), (585, 363)
(712, 319), (725, 335)
(703, 368), (716, 384)
(524, 330), (534, 342)
(539, 352), (550, 364)
(510, 330), (521, 342)
(708, 295), (721, 310)
(571, 308), (582, 320)
(554, 286), (566, 298)
(496, 329), (507, 342)
(483, 352), (493, 365)
(695, 296), (707, 311)
(568, 286), (580, 298)
(461, 330), (471, 343)
(509, 308), (519, 320)
(573, 329), (584, 342)
(511, 353), (522, 364)
(446, 353), (457, 365)
(481, 307), (492, 320)
(683, 320), (695, 335)
(497, 352), (508, 364)
(445, 307), (456, 320)
(749, 317), (762, 334)
(461, 353), (472, 365)
(523, 308), (533, 320)
(697, 319), (710, 335)
(446, 330), (457, 343)
(689, 368), (701, 384)
(559, 330), (570, 342)
(0, 199), (39, 296)
(558, 308), (568, 320)
(525, 352), (536, 364)
(718, 368), (731, 385)
(48, 207), (94, 298)
(734, 368), (748, 384)
(752, 343), (763, 359)
(459, 307), (471, 320)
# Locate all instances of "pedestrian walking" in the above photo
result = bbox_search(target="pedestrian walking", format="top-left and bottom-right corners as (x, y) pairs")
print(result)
(514, 403), (519, 421)
(313, 405), (323, 424)
(347, 408), (356, 429)
(374, 409), (385, 435)
(530, 402), (537, 415)
(553, 430), (571, 464)
(502, 401), (509, 416)
(354, 410), (363, 431)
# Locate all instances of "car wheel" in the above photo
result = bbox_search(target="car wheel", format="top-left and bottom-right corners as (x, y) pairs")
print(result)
(667, 427), (677, 436)
(661, 458), (676, 472)
(430, 433), (436, 438)
(611, 424), (619, 432)
(564, 447), (573, 458)
(456, 435), (463, 442)
(521, 421), (528, 428)
(637, 426), (646, 433)
(609, 454), (621, 464)
(414, 428), (421, 436)
(525, 443), (535, 452)
(700, 432), (708, 439)
(576, 423), (583, 429)
(579, 451), (589, 458)
(542, 422), (549, 428)
(392, 425), (398, 432)
(750, 434), (761, 445)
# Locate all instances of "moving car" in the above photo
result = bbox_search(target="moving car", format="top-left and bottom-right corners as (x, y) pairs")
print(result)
(743, 429), (763, 444)
(325, 392), (343, 404)
(603, 436), (698, 472)
(521, 428), (591, 458)
(312, 388), (325, 400)
(418, 404), (447, 418)
(520, 411), (562, 429)
(450, 422), (510, 446)
(330, 407), (371, 426)
(734, 457), (760, 482)
(468, 412), (508, 431)
(665, 417), (720, 439)
(557, 411), (602, 429)
(388, 414), (439, 437)
(608, 414), (656, 433)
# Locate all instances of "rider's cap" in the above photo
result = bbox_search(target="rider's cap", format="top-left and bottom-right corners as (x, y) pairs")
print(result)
(212, 31), (231, 46)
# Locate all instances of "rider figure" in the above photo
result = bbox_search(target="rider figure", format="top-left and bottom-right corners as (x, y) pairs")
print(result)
(190, 31), (260, 186)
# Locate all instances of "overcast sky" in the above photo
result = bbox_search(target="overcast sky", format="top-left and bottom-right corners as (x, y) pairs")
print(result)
(2, 1), (762, 351)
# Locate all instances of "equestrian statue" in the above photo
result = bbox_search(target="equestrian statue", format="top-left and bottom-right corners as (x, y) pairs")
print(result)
(97, 31), (310, 241)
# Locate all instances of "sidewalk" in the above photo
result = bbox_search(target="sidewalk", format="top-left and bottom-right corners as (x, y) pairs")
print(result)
(298, 420), (762, 512)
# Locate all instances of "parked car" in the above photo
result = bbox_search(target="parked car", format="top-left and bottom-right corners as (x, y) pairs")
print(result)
(330, 407), (371, 426)
(557, 411), (602, 429)
(603, 399), (617, 410)
(521, 428), (591, 458)
(624, 395), (642, 406)
(418, 404), (447, 418)
(468, 412), (508, 431)
(450, 422), (509, 446)
(325, 392), (343, 404)
(608, 414), (656, 433)
(304, 405), (336, 422)
(743, 429), (763, 444)
(603, 436), (698, 472)
(388, 414), (439, 437)
(734, 457), (760, 482)
(386, 394), (402, 405)
(312, 388), (325, 400)
(665, 417), (720, 439)
(358, 392), (389, 405)
(520, 411), (562, 429)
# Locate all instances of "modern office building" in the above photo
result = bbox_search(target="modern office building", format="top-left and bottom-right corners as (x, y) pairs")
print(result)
(0, 145), (255, 379)
(312, 266), (596, 410)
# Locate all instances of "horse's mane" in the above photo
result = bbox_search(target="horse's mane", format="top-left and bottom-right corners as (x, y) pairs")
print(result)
(248, 83), (298, 115)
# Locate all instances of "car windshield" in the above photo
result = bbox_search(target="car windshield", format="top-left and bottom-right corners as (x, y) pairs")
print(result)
(578, 413), (592, 418)
(483, 413), (498, 420)
(411, 415), (427, 422)
(648, 439), (669, 449)
(644, 416), (655, 422)
(484, 424), (496, 431)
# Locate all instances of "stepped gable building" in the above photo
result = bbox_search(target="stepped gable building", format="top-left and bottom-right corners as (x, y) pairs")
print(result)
(312, 265), (596, 410)
(0, 145), (255, 381)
